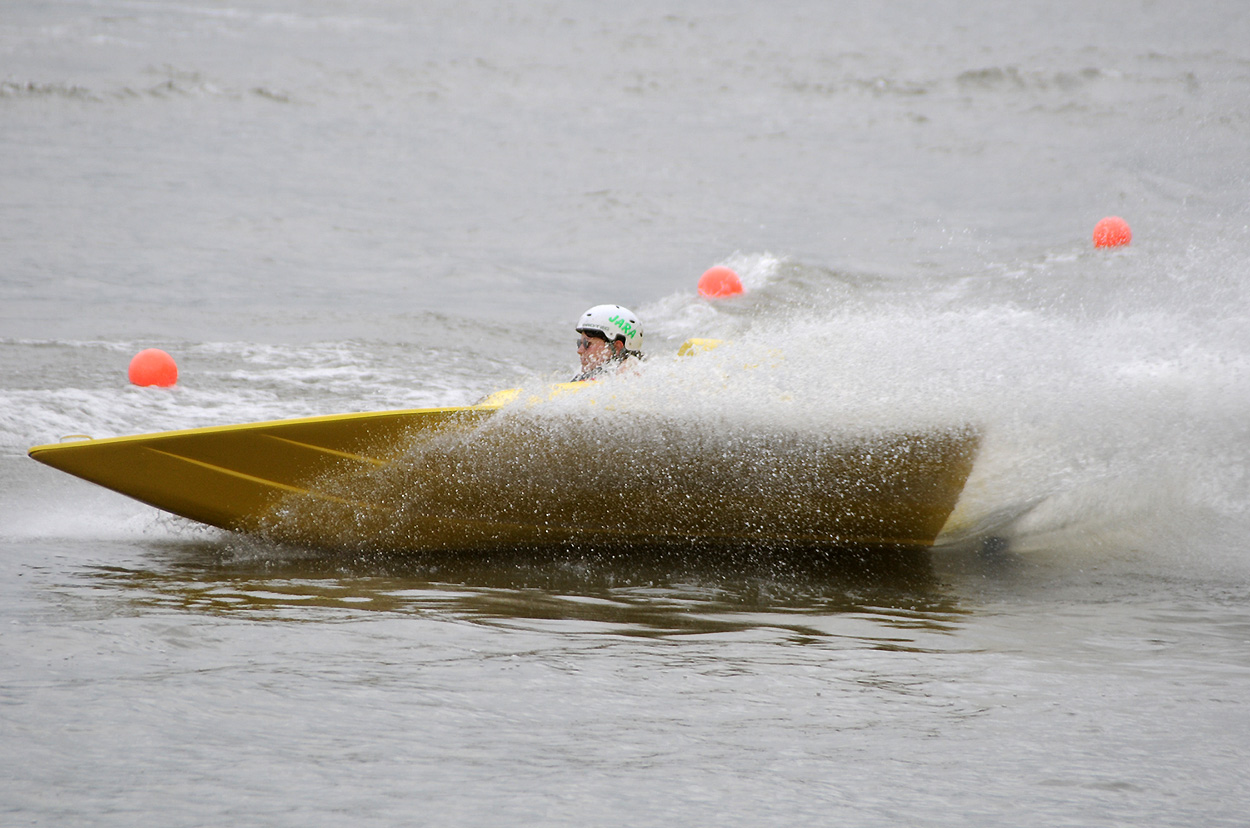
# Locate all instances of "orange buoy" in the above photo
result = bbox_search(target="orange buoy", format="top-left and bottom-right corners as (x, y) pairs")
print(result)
(128, 348), (178, 387)
(698, 266), (744, 298)
(1093, 216), (1132, 248)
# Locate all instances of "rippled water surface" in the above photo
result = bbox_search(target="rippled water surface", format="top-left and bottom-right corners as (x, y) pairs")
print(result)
(4, 1), (1250, 825)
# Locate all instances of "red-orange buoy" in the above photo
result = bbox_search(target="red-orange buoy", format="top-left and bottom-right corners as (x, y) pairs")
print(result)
(128, 348), (178, 387)
(1093, 216), (1132, 248)
(698, 266), (744, 298)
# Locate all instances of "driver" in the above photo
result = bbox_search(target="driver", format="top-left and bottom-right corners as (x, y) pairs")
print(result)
(573, 304), (643, 382)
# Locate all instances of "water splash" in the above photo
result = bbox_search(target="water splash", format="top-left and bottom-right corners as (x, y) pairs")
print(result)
(632, 237), (1250, 561)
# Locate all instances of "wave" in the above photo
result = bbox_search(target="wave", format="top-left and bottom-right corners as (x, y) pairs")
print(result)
(780, 60), (1215, 113)
(954, 65), (1106, 91)
(0, 77), (295, 103)
(0, 81), (100, 101)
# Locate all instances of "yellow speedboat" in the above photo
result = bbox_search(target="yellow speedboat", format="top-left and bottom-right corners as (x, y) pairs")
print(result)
(28, 381), (980, 554)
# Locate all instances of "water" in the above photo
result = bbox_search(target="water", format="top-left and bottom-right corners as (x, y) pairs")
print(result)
(3, 1), (1250, 825)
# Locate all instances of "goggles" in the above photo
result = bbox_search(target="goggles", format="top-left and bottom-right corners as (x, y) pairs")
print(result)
(576, 329), (608, 350)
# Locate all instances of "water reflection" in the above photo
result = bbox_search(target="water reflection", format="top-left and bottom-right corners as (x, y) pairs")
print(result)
(85, 535), (973, 643)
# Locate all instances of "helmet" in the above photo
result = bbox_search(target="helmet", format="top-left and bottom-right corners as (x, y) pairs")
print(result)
(576, 304), (642, 354)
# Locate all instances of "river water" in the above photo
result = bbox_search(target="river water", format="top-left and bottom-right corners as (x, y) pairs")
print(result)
(3, 1), (1250, 825)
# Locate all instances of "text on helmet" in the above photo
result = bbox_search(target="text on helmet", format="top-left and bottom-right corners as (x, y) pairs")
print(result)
(609, 315), (637, 338)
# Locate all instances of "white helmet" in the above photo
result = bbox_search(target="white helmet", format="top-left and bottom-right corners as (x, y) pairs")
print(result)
(576, 304), (642, 354)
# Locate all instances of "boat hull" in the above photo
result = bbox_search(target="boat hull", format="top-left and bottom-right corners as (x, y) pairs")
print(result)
(29, 402), (980, 553)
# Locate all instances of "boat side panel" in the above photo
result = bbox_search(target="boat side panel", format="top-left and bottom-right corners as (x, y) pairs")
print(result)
(27, 407), (495, 531)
